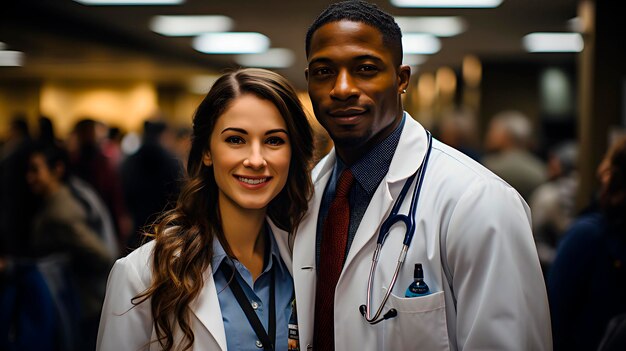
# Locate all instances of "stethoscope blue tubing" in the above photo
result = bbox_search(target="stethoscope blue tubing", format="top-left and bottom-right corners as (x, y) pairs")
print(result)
(360, 129), (433, 325)
(378, 129), (433, 247)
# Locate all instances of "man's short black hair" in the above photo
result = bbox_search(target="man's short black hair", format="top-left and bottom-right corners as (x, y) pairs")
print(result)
(305, 0), (403, 66)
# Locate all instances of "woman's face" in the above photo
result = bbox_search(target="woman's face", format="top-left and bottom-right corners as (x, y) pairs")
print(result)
(203, 94), (291, 212)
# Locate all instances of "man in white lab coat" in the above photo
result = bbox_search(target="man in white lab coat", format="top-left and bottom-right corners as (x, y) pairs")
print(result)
(284, 1), (552, 350)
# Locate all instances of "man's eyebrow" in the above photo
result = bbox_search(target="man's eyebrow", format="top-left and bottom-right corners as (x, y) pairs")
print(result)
(309, 54), (384, 66)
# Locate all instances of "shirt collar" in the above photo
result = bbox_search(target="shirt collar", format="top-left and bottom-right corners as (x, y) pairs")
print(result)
(210, 223), (285, 276)
(338, 114), (405, 195)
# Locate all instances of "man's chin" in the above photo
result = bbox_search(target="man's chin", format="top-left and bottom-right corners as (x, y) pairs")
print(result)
(331, 135), (368, 149)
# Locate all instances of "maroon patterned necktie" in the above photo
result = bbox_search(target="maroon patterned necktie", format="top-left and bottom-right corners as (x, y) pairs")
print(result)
(314, 169), (355, 351)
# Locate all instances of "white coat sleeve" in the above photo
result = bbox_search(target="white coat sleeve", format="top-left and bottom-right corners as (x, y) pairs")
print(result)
(445, 179), (552, 350)
(96, 255), (154, 351)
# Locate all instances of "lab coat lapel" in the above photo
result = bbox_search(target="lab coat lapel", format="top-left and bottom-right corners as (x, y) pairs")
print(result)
(189, 268), (227, 351)
(341, 116), (428, 274)
(268, 219), (293, 276)
(293, 150), (336, 347)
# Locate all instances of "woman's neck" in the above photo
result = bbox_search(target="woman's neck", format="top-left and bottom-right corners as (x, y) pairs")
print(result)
(218, 194), (267, 280)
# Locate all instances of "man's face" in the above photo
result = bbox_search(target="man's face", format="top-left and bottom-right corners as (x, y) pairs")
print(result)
(306, 20), (410, 153)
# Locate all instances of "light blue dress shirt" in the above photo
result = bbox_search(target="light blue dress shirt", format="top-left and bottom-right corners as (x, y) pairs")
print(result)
(212, 225), (294, 351)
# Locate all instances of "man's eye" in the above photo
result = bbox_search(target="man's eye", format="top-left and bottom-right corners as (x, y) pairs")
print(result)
(358, 65), (378, 73)
(225, 136), (245, 144)
(313, 67), (333, 76)
(266, 136), (286, 146)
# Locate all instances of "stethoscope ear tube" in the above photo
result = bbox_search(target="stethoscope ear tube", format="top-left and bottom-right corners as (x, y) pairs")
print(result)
(361, 245), (409, 324)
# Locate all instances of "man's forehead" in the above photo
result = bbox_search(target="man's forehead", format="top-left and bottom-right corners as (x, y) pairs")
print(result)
(308, 20), (389, 59)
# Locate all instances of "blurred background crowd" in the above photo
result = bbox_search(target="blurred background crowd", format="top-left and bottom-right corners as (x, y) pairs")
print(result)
(1, 0), (625, 350)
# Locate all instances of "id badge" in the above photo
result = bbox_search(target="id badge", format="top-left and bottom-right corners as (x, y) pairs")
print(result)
(288, 298), (299, 351)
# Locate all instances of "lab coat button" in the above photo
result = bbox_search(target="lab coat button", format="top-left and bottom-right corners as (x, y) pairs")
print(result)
(255, 340), (263, 348)
(251, 301), (259, 310)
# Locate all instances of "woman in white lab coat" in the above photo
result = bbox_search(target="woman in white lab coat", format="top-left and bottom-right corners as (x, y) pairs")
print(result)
(96, 68), (313, 351)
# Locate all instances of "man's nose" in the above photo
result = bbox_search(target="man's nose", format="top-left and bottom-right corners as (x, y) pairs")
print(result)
(330, 69), (359, 100)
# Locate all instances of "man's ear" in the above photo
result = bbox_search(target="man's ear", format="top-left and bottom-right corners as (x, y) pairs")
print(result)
(398, 65), (411, 94)
(202, 152), (212, 167)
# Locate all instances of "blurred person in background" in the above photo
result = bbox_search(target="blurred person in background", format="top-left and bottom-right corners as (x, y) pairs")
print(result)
(482, 110), (547, 201)
(101, 126), (124, 169)
(548, 135), (626, 351)
(120, 120), (182, 252)
(172, 126), (193, 170)
(435, 107), (482, 161)
(529, 141), (579, 275)
(0, 114), (35, 256)
(37, 115), (62, 148)
(97, 68), (313, 351)
(70, 118), (130, 252)
(26, 143), (113, 350)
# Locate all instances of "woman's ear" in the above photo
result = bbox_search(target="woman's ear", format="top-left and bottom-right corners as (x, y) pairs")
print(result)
(202, 152), (213, 167)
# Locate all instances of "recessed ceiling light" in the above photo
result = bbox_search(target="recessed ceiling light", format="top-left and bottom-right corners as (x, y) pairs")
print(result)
(193, 32), (270, 54)
(0, 51), (25, 66)
(523, 33), (583, 53)
(235, 48), (295, 68)
(74, 0), (184, 5)
(150, 15), (233, 36)
(391, 0), (502, 8)
(395, 16), (467, 37)
(402, 34), (441, 54)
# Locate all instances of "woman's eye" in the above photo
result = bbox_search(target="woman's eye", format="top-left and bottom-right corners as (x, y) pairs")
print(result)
(266, 136), (286, 146)
(225, 136), (245, 144)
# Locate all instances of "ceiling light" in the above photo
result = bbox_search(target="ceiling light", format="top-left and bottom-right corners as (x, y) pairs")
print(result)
(402, 34), (441, 54)
(395, 16), (467, 37)
(391, 0), (503, 8)
(150, 15), (233, 36)
(0, 50), (25, 66)
(235, 48), (295, 68)
(193, 32), (270, 54)
(523, 33), (583, 53)
(74, 0), (184, 5)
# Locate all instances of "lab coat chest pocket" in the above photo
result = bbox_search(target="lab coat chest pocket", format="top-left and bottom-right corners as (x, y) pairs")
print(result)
(383, 290), (450, 350)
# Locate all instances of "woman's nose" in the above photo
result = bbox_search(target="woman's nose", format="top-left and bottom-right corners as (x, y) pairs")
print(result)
(242, 144), (267, 169)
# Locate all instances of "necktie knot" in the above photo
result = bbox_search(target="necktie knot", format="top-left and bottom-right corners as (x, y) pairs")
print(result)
(335, 169), (354, 198)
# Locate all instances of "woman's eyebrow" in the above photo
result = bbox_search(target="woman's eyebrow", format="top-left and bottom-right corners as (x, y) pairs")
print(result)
(220, 127), (288, 135)
(265, 128), (288, 135)
(220, 127), (247, 134)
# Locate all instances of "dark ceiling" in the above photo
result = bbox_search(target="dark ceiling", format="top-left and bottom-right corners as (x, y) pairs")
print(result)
(1, 0), (580, 90)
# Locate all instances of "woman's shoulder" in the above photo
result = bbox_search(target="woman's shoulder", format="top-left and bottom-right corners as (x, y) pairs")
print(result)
(112, 240), (156, 284)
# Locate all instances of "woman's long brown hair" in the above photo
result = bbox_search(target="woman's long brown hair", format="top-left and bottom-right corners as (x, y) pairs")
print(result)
(132, 68), (314, 350)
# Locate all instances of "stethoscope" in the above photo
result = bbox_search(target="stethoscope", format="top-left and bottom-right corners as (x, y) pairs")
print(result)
(359, 129), (433, 325)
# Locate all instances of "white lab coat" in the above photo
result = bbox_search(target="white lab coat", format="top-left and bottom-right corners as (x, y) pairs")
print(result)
(281, 115), (552, 350)
(96, 230), (293, 351)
